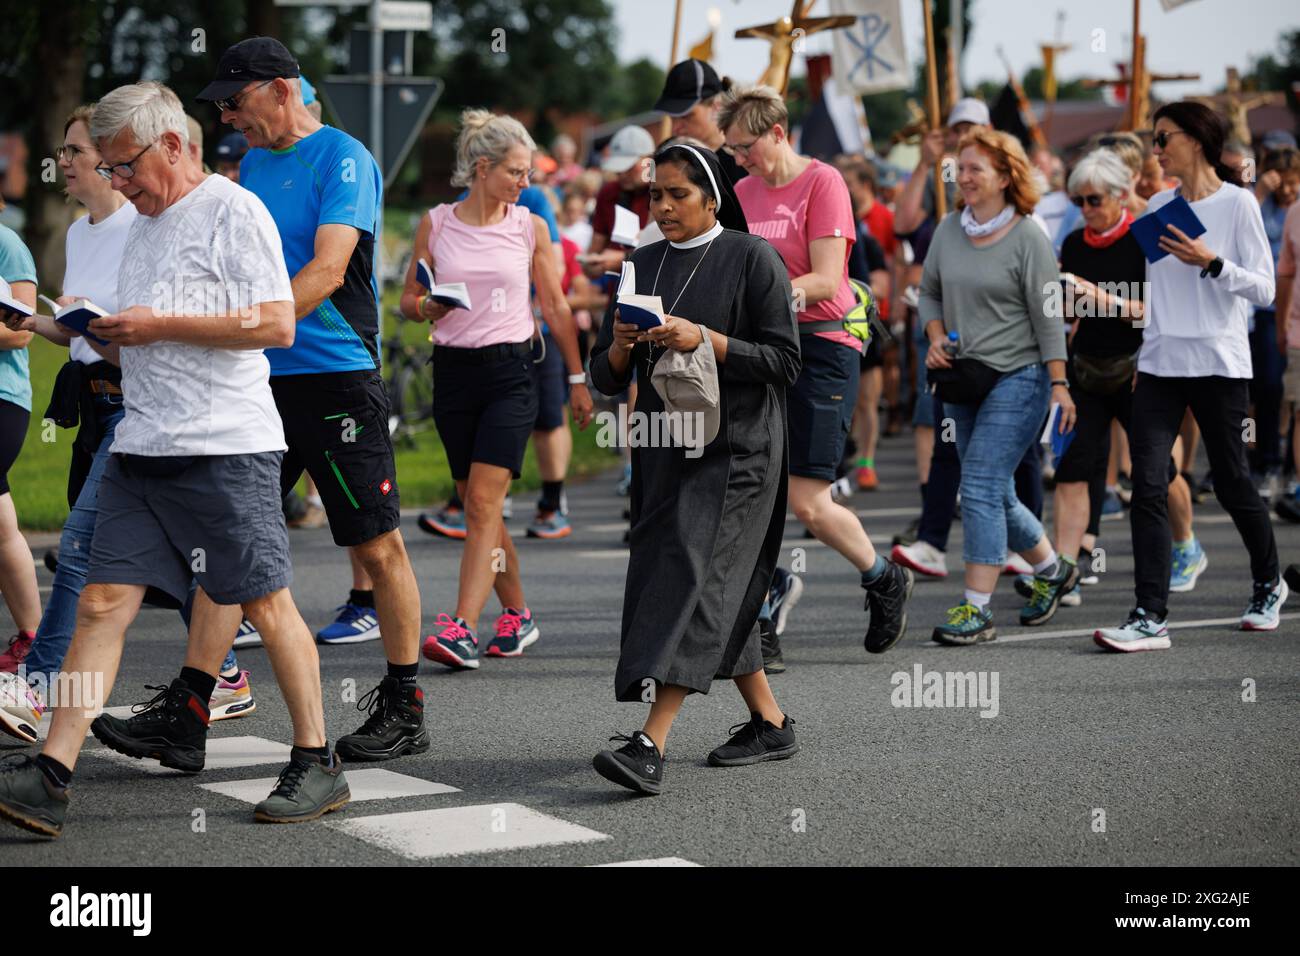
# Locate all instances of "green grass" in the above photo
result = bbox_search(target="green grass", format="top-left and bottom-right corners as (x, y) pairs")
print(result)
(11, 280), (619, 531)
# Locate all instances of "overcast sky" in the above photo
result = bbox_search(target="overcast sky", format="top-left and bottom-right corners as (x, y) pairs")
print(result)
(612, 0), (1300, 102)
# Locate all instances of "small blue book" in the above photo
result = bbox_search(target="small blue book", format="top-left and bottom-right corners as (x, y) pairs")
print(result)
(45, 297), (111, 346)
(414, 259), (471, 310)
(614, 261), (664, 331)
(1130, 194), (1207, 264)
(1040, 402), (1077, 468)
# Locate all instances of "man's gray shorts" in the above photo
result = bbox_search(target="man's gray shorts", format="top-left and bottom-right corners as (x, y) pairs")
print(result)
(87, 452), (292, 605)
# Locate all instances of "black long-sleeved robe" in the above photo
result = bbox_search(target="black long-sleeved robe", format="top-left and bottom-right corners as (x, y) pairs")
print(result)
(590, 229), (801, 701)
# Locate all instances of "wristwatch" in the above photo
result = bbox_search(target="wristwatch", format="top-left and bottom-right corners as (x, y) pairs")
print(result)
(1200, 256), (1224, 279)
(567, 372), (587, 385)
(1050, 379), (1070, 388)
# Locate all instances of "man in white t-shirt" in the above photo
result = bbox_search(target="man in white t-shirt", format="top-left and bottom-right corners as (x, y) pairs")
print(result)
(0, 82), (349, 839)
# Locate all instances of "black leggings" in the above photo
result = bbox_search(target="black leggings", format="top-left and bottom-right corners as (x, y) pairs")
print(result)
(0, 398), (29, 495)
(1129, 374), (1278, 618)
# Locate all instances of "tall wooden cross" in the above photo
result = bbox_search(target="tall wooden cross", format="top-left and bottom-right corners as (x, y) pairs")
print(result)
(1192, 67), (1287, 145)
(734, 1), (857, 96)
(1083, 37), (1198, 131)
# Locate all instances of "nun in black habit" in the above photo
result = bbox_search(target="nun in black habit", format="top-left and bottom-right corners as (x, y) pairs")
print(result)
(588, 143), (802, 795)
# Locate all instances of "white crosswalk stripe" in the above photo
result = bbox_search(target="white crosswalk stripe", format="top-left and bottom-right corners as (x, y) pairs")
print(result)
(199, 767), (459, 804)
(87, 734), (291, 774)
(329, 802), (609, 860)
(593, 857), (700, 867)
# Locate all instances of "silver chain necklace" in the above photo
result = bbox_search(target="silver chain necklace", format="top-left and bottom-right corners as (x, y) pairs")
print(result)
(646, 237), (717, 362)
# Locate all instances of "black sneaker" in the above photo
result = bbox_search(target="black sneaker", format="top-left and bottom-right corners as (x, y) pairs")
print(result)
(0, 754), (68, 838)
(593, 731), (663, 795)
(254, 749), (350, 823)
(863, 559), (914, 653)
(891, 516), (920, 548)
(335, 677), (430, 762)
(1285, 564), (1300, 592)
(90, 680), (208, 773)
(1019, 557), (1080, 626)
(759, 617), (785, 674)
(707, 712), (798, 767)
(1275, 495), (1300, 524)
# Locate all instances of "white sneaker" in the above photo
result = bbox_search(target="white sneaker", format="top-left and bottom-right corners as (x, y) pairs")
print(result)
(1241, 578), (1288, 631)
(891, 540), (948, 578)
(502, 495), (514, 519)
(1094, 609), (1170, 652)
(1003, 553), (1034, 576)
(232, 619), (263, 649)
(830, 476), (853, 502)
(0, 672), (44, 743)
(1060, 584), (1082, 607)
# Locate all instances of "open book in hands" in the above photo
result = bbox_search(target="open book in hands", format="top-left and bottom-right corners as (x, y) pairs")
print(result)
(614, 260), (664, 331)
(415, 259), (472, 310)
(39, 294), (111, 346)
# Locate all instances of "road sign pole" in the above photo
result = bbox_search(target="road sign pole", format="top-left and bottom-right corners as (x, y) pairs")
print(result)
(370, 0), (385, 286)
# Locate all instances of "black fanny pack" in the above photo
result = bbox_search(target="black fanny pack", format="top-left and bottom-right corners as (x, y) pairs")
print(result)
(1072, 352), (1137, 395)
(928, 357), (1002, 405)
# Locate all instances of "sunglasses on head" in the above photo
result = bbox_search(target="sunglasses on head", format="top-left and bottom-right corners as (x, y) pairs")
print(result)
(1071, 193), (1106, 207)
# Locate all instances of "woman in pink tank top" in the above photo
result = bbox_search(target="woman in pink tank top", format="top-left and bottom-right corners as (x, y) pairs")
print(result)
(399, 109), (592, 669)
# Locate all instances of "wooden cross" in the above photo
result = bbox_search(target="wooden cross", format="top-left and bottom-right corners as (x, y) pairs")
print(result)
(1192, 67), (1287, 145)
(1082, 37), (1198, 131)
(734, 0), (857, 96)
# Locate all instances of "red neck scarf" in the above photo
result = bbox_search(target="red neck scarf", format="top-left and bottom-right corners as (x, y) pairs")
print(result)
(1082, 209), (1134, 249)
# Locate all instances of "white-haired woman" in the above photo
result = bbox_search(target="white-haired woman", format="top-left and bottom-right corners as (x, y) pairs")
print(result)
(405, 109), (593, 669)
(1043, 149), (1195, 613)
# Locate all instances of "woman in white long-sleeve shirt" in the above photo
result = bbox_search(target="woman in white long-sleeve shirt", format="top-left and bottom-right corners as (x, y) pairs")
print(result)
(1095, 101), (1283, 651)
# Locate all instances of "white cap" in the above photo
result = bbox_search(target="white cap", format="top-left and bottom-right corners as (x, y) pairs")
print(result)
(602, 125), (657, 174)
(947, 97), (990, 128)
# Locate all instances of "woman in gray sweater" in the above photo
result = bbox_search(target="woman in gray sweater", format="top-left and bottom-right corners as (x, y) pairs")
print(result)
(919, 128), (1076, 644)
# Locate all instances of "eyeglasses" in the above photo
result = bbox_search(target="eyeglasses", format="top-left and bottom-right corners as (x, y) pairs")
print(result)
(55, 144), (92, 163)
(94, 140), (157, 181)
(498, 164), (531, 183)
(1071, 193), (1106, 208)
(1152, 130), (1188, 150)
(213, 80), (274, 114)
(721, 131), (769, 159)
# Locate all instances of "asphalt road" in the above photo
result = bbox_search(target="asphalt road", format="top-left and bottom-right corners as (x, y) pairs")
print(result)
(3, 432), (1298, 866)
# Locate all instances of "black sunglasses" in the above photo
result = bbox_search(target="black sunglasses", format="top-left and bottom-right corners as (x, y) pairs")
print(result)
(213, 80), (274, 114)
(1152, 130), (1187, 150)
(1071, 193), (1106, 208)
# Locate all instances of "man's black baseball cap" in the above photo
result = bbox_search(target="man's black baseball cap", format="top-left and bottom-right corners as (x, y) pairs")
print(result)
(196, 37), (300, 102)
(654, 59), (725, 117)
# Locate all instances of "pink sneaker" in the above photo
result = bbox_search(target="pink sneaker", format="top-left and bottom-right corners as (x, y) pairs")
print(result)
(209, 670), (256, 721)
(421, 613), (480, 670)
(486, 608), (541, 657)
(0, 632), (35, 674)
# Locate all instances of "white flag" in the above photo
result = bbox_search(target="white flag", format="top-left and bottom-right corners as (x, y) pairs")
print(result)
(831, 0), (910, 96)
(1158, 0), (1198, 10)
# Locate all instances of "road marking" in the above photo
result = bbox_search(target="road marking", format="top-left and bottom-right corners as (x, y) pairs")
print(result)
(200, 767), (460, 804)
(330, 803), (608, 860)
(575, 549), (628, 559)
(87, 734), (291, 773)
(593, 857), (701, 867)
(975, 613), (1300, 645)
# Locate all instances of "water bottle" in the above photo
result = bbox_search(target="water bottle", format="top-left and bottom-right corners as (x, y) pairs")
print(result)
(943, 331), (960, 360)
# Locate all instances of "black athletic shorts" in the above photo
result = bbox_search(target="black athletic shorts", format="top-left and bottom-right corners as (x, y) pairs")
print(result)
(0, 399), (28, 496)
(433, 342), (537, 481)
(533, 331), (569, 431)
(788, 335), (860, 482)
(271, 369), (401, 548)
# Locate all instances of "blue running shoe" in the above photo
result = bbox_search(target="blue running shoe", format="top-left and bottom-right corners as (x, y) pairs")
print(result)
(526, 509), (572, 539)
(615, 463), (632, 497)
(422, 614), (479, 670)
(486, 607), (541, 657)
(317, 604), (381, 645)
(232, 619), (262, 649)
(768, 567), (804, 637)
(1169, 539), (1208, 593)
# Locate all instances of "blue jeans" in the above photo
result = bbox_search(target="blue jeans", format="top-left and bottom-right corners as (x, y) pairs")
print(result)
(944, 364), (1050, 567)
(24, 396), (237, 693)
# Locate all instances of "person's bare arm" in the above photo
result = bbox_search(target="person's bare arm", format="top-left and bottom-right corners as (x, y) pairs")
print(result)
(1278, 275), (1293, 354)
(790, 236), (848, 306)
(895, 130), (944, 235)
(533, 217), (593, 429)
(0, 281), (35, 350)
(292, 224), (361, 320)
(89, 300), (295, 349)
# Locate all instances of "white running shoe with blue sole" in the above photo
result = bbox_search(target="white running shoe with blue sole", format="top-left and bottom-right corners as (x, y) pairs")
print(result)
(1094, 609), (1170, 652)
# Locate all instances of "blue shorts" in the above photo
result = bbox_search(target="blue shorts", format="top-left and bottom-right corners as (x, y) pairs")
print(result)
(533, 332), (568, 431)
(787, 335), (860, 482)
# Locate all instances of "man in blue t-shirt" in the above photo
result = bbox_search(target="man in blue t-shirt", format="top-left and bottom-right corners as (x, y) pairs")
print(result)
(196, 37), (427, 763)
